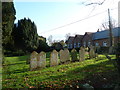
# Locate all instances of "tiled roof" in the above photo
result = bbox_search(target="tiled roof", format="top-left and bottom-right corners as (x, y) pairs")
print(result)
(75, 35), (84, 39)
(68, 36), (74, 42)
(92, 27), (120, 40)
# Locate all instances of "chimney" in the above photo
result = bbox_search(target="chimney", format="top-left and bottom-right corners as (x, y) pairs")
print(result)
(97, 29), (100, 32)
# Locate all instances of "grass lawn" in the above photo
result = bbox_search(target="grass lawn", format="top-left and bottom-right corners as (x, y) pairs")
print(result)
(2, 53), (120, 88)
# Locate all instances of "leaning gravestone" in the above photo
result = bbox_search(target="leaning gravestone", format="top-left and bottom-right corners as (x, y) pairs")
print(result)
(50, 50), (59, 67)
(79, 47), (85, 61)
(30, 51), (38, 71)
(71, 49), (78, 62)
(37, 51), (46, 68)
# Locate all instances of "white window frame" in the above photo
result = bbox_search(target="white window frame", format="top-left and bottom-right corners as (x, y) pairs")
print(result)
(70, 44), (72, 48)
(84, 42), (86, 47)
(103, 41), (107, 46)
(74, 43), (76, 48)
(78, 43), (80, 48)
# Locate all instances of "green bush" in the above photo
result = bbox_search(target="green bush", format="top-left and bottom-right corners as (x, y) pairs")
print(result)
(4, 50), (26, 57)
(96, 46), (109, 54)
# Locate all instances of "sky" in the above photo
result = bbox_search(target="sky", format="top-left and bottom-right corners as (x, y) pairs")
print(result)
(13, 0), (119, 41)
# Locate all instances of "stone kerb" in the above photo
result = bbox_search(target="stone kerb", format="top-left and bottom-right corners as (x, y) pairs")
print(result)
(37, 51), (46, 68)
(71, 49), (78, 62)
(79, 47), (85, 61)
(30, 51), (38, 71)
(50, 50), (59, 67)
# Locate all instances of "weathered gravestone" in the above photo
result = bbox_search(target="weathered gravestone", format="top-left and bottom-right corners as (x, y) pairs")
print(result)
(59, 49), (70, 63)
(109, 46), (115, 54)
(59, 50), (64, 63)
(30, 51), (38, 71)
(79, 47), (85, 61)
(37, 51), (46, 68)
(50, 50), (59, 66)
(71, 49), (78, 62)
(64, 49), (70, 62)
(89, 46), (96, 58)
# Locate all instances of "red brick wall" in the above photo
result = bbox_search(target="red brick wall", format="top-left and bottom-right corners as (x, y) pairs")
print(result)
(93, 37), (120, 46)
(82, 34), (93, 47)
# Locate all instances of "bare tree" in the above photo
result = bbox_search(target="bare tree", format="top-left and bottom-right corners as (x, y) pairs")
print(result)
(83, 0), (106, 6)
(65, 33), (71, 41)
(100, 19), (118, 30)
(47, 35), (53, 46)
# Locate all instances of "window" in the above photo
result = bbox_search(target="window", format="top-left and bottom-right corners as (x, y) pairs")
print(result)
(74, 43), (76, 48)
(95, 43), (99, 46)
(88, 41), (91, 47)
(84, 42), (86, 47)
(103, 42), (107, 46)
(67, 44), (70, 48)
(78, 43), (80, 47)
(70, 44), (72, 48)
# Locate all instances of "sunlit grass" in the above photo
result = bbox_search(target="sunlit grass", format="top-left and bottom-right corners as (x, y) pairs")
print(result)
(2, 54), (119, 88)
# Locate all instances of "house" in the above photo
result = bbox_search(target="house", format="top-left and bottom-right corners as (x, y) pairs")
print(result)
(73, 35), (83, 48)
(52, 42), (63, 50)
(92, 27), (120, 47)
(67, 36), (74, 49)
(82, 32), (94, 47)
(66, 27), (120, 49)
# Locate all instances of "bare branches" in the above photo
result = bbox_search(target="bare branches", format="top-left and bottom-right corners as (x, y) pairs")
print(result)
(86, 0), (106, 6)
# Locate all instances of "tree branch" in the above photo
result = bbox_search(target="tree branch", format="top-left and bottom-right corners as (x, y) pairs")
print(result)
(86, 0), (106, 6)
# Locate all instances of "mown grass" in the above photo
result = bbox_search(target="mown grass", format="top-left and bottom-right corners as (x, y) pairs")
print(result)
(2, 54), (120, 88)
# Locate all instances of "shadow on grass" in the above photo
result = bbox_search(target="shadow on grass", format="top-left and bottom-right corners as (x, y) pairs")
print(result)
(39, 60), (119, 86)
(3, 55), (120, 88)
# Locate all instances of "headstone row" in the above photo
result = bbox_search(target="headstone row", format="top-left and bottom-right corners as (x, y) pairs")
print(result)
(30, 46), (97, 71)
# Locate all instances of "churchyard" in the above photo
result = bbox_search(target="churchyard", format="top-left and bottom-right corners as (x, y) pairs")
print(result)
(2, 47), (120, 88)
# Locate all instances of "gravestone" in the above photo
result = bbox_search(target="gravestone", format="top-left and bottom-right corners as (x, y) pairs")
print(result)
(50, 50), (59, 66)
(59, 49), (70, 63)
(37, 51), (46, 68)
(30, 51), (38, 71)
(64, 49), (70, 62)
(79, 47), (85, 61)
(71, 49), (78, 62)
(89, 46), (95, 58)
(59, 50), (64, 63)
(109, 46), (114, 54)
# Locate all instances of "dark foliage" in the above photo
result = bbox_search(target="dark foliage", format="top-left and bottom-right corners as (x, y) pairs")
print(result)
(114, 42), (120, 74)
(12, 18), (39, 52)
(96, 46), (110, 54)
(36, 39), (50, 53)
(51, 42), (63, 52)
(2, 2), (16, 50)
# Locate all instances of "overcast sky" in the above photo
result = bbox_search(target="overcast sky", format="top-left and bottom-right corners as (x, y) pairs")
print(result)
(14, 0), (119, 41)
